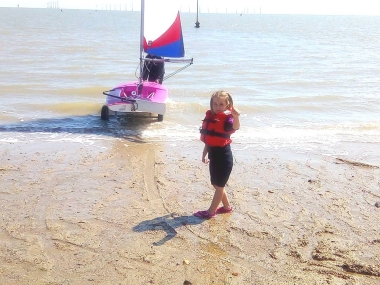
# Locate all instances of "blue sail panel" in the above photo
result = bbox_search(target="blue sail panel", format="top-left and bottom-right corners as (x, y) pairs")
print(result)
(145, 37), (184, 58)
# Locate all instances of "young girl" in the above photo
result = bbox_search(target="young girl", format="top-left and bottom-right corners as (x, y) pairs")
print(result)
(194, 91), (241, 219)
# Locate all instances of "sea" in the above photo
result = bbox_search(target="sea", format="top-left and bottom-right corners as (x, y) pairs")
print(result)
(1, 8), (379, 162)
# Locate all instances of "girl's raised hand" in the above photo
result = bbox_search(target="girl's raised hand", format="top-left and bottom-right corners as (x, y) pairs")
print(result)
(231, 106), (241, 117)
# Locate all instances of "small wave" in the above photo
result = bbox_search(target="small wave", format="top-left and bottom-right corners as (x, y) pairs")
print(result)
(35, 102), (103, 116)
(53, 86), (107, 97)
(271, 94), (345, 103)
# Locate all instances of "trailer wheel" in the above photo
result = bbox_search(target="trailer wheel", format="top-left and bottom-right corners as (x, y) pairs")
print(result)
(101, 105), (109, 120)
(158, 114), (164, 122)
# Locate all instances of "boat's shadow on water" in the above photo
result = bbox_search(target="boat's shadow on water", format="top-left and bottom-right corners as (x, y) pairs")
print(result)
(0, 114), (160, 142)
(133, 213), (204, 246)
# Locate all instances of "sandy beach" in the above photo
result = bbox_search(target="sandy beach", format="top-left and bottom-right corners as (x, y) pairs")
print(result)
(1, 138), (380, 285)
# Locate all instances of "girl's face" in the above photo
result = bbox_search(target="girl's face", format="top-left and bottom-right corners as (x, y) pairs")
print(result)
(212, 96), (229, 114)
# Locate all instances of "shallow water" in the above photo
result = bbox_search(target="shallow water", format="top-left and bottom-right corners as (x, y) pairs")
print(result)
(1, 8), (379, 159)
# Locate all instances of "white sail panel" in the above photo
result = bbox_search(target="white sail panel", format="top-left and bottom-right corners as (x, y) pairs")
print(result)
(144, 0), (180, 42)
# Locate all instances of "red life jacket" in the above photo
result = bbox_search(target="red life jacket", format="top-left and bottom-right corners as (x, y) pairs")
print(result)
(200, 110), (235, 147)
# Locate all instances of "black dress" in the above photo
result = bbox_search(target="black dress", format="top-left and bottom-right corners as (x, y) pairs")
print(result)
(207, 117), (234, 187)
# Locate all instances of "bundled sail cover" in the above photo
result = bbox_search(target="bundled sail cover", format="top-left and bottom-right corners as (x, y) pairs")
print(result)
(143, 1), (184, 58)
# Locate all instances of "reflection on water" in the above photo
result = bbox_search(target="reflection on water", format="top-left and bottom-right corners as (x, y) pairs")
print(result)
(0, 114), (162, 144)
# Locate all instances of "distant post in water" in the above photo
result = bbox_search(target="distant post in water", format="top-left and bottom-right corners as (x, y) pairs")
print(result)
(195, 0), (200, 28)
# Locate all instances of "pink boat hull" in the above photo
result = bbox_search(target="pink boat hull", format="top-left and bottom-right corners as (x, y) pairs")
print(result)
(105, 81), (168, 115)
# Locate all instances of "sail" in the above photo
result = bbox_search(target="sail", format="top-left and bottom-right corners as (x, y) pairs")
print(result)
(143, 4), (185, 58)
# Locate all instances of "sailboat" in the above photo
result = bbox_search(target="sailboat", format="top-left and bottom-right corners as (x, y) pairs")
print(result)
(101, 0), (193, 121)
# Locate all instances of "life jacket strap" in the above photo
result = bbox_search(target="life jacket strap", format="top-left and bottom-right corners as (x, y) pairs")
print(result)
(202, 118), (216, 123)
(200, 128), (231, 138)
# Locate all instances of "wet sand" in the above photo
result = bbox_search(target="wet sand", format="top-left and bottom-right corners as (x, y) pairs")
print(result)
(1, 138), (380, 284)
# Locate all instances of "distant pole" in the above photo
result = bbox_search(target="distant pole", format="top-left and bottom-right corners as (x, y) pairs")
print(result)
(195, 0), (200, 28)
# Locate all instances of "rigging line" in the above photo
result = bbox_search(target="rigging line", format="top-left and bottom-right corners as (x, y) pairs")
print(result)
(136, 60), (150, 78)
(135, 63), (141, 80)
(163, 63), (193, 81)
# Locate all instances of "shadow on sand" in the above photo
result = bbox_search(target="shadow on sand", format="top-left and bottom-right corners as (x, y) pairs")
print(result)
(133, 213), (204, 246)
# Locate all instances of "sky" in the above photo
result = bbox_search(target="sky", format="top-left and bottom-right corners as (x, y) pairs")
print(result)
(1, 0), (380, 15)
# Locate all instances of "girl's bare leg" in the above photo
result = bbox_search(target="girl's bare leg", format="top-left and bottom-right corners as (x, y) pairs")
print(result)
(221, 191), (231, 209)
(207, 185), (231, 214)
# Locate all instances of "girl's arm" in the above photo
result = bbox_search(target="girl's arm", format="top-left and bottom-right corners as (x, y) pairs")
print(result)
(231, 106), (241, 130)
(202, 144), (209, 164)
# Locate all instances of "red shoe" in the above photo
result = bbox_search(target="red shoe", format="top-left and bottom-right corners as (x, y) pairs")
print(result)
(193, 210), (216, 219)
(216, 206), (233, 214)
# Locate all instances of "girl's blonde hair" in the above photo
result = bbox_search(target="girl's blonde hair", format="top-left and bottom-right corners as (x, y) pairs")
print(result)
(210, 90), (233, 113)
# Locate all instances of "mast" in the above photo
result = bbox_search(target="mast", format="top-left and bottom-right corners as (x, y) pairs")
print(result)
(139, 0), (145, 86)
(195, 0), (200, 28)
